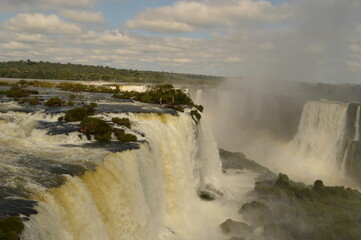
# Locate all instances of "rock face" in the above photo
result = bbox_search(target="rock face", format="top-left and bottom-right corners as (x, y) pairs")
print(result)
(219, 219), (252, 239)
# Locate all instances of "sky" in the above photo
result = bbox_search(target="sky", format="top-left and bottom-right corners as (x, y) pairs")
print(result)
(0, 0), (361, 83)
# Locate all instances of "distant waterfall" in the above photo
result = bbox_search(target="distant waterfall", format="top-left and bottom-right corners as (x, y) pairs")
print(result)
(290, 101), (361, 185)
(353, 106), (360, 141)
(290, 101), (349, 167)
(21, 113), (222, 240)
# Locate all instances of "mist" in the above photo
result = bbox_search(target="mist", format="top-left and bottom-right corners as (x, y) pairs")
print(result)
(190, 0), (361, 187)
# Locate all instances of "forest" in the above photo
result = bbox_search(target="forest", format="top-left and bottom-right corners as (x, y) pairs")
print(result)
(0, 60), (223, 85)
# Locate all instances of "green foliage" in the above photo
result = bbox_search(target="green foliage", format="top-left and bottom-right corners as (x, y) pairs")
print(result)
(68, 94), (76, 100)
(58, 82), (118, 93)
(195, 104), (204, 112)
(0, 216), (24, 240)
(6, 86), (29, 98)
(17, 79), (29, 87)
(64, 106), (95, 122)
(89, 102), (97, 108)
(190, 110), (201, 122)
(113, 128), (137, 142)
(112, 91), (140, 100)
(112, 84), (195, 112)
(0, 81), (11, 86)
(275, 173), (290, 187)
(111, 117), (131, 128)
(18, 97), (41, 105)
(29, 80), (56, 88)
(0, 60), (223, 85)
(239, 201), (271, 226)
(313, 179), (325, 192)
(44, 97), (65, 107)
(219, 149), (275, 178)
(242, 173), (361, 240)
(80, 117), (112, 141)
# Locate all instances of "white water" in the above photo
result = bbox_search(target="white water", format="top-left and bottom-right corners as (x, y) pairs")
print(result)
(13, 111), (256, 240)
(290, 101), (349, 167)
(354, 106), (360, 141)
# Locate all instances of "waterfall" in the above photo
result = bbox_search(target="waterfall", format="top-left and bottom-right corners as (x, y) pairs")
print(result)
(354, 106), (360, 141)
(290, 101), (349, 168)
(288, 101), (361, 185)
(19, 112), (222, 240)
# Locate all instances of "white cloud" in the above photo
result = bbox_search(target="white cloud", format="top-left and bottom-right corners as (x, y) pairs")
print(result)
(123, 0), (289, 33)
(0, 0), (361, 83)
(60, 10), (106, 24)
(4, 14), (82, 35)
(1, 41), (30, 50)
(0, 0), (98, 12)
(81, 30), (135, 45)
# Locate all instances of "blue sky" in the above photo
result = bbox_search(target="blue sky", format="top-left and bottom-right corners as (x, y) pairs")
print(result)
(0, 0), (360, 83)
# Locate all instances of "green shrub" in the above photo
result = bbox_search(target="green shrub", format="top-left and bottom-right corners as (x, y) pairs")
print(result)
(68, 94), (76, 100)
(313, 180), (325, 192)
(190, 110), (201, 122)
(6, 86), (29, 98)
(0, 216), (24, 240)
(80, 117), (112, 141)
(89, 102), (97, 108)
(17, 79), (29, 87)
(65, 106), (95, 122)
(111, 117), (131, 128)
(275, 173), (290, 187)
(113, 128), (137, 142)
(44, 97), (64, 107)
(112, 91), (140, 100)
(18, 97), (41, 105)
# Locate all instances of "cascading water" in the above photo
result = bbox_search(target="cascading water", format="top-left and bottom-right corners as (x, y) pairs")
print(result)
(290, 101), (349, 168)
(0, 108), (229, 240)
(288, 101), (361, 185)
(353, 106), (360, 141)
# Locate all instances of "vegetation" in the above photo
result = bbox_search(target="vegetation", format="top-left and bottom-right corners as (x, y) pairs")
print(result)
(113, 129), (137, 142)
(190, 110), (201, 122)
(219, 149), (276, 179)
(230, 173), (361, 240)
(44, 97), (65, 107)
(64, 106), (96, 122)
(0, 216), (24, 240)
(111, 117), (131, 128)
(18, 97), (41, 105)
(79, 117), (112, 141)
(113, 84), (204, 120)
(0, 60), (223, 85)
(5, 86), (30, 98)
(58, 82), (119, 93)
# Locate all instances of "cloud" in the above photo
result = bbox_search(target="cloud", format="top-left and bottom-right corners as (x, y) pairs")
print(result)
(4, 14), (82, 35)
(60, 10), (106, 24)
(1, 41), (30, 50)
(0, 0), (360, 83)
(80, 30), (135, 45)
(0, 0), (98, 12)
(123, 0), (289, 33)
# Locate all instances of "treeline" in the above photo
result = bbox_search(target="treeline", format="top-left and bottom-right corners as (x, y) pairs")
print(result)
(0, 60), (223, 85)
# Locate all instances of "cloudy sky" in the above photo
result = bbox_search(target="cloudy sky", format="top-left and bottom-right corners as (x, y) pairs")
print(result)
(0, 0), (361, 83)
